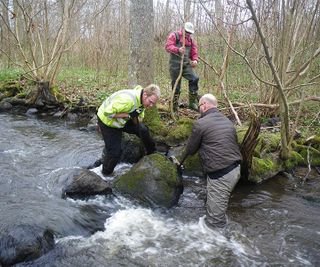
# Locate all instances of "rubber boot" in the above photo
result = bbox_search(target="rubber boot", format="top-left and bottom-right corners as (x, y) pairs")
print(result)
(189, 92), (199, 111)
(102, 155), (119, 176)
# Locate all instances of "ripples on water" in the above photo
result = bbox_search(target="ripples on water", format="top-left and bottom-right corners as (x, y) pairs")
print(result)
(1, 113), (320, 266)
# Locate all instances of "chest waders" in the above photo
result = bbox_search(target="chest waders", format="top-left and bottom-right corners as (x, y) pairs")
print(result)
(169, 32), (199, 111)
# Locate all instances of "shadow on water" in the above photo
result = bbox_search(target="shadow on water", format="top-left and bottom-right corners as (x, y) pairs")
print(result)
(1, 113), (320, 266)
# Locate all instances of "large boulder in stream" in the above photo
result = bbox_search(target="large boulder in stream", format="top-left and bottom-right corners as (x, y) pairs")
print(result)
(113, 153), (183, 208)
(0, 224), (54, 266)
(63, 169), (112, 198)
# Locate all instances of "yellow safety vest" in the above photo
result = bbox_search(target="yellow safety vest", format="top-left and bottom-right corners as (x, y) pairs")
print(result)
(97, 86), (145, 128)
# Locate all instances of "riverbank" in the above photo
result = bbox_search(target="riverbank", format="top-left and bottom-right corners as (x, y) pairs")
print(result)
(0, 79), (320, 184)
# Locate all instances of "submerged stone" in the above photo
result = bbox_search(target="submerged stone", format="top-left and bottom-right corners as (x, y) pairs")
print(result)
(63, 169), (112, 198)
(0, 224), (54, 266)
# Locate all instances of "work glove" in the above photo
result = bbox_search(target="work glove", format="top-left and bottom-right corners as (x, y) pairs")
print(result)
(129, 108), (142, 119)
(169, 155), (184, 176)
(177, 163), (185, 176)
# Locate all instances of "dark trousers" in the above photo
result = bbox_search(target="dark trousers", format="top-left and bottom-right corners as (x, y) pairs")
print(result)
(170, 64), (199, 94)
(97, 117), (156, 159)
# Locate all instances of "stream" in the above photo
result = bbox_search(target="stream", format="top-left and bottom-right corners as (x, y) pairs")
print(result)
(0, 112), (319, 266)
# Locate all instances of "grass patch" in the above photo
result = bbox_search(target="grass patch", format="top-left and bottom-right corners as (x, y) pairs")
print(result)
(0, 68), (22, 82)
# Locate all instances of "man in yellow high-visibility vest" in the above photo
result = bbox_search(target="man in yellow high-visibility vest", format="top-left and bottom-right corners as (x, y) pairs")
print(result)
(97, 84), (161, 175)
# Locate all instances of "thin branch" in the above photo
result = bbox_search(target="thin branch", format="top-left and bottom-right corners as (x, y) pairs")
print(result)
(285, 46), (320, 87)
(170, 27), (186, 121)
(228, 96), (320, 110)
(288, 90), (305, 147)
(246, 0), (290, 158)
(199, 0), (276, 88)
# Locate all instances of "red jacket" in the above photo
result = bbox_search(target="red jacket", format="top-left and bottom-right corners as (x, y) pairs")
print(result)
(165, 30), (198, 61)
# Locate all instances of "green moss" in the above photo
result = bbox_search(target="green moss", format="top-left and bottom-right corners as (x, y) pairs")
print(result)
(255, 131), (281, 155)
(0, 81), (22, 97)
(114, 154), (177, 193)
(236, 126), (249, 144)
(294, 144), (320, 166)
(249, 156), (282, 183)
(151, 153), (176, 173)
(284, 151), (305, 169)
(0, 69), (22, 82)
(144, 107), (168, 136)
(252, 157), (276, 174)
(307, 135), (320, 150)
(15, 91), (28, 98)
(50, 85), (64, 102)
(114, 167), (147, 192)
(114, 154), (179, 207)
(166, 117), (193, 143)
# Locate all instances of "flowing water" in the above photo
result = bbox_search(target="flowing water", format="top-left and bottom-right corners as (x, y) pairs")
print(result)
(1, 113), (319, 266)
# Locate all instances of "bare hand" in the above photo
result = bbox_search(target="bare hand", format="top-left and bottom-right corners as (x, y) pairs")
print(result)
(178, 47), (185, 54)
(190, 60), (198, 68)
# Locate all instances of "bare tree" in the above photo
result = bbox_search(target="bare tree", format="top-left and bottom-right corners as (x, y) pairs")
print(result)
(0, 0), (11, 67)
(199, 0), (242, 125)
(128, 0), (154, 87)
(0, 0), (82, 105)
(245, 0), (320, 159)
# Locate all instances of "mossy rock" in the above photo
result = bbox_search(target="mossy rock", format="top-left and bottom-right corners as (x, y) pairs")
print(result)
(294, 144), (320, 166)
(113, 153), (183, 208)
(183, 153), (203, 177)
(284, 151), (305, 169)
(249, 156), (283, 183)
(255, 131), (281, 156)
(304, 134), (320, 150)
(51, 85), (65, 102)
(144, 107), (168, 137)
(0, 81), (22, 98)
(166, 117), (194, 145)
(168, 146), (203, 177)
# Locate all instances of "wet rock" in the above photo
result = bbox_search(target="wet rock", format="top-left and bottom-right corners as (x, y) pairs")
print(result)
(113, 153), (183, 208)
(85, 116), (98, 132)
(0, 100), (12, 111)
(53, 110), (65, 117)
(26, 108), (38, 116)
(120, 133), (145, 163)
(99, 134), (144, 164)
(168, 146), (204, 178)
(67, 112), (78, 121)
(63, 169), (112, 198)
(87, 134), (145, 170)
(0, 224), (54, 266)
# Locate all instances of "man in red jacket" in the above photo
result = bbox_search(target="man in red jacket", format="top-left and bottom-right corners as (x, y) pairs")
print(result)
(165, 22), (199, 111)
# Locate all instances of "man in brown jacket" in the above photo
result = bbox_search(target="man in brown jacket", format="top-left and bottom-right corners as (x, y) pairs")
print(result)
(180, 94), (242, 228)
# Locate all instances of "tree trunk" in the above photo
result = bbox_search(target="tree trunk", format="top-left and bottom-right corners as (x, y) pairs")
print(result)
(29, 81), (57, 106)
(1, 0), (11, 67)
(240, 109), (261, 183)
(128, 0), (154, 87)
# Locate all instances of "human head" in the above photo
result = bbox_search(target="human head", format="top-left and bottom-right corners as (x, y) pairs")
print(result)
(142, 84), (161, 108)
(199, 94), (218, 114)
(184, 22), (195, 34)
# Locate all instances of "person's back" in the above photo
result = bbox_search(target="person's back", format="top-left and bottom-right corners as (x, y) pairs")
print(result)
(196, 109), (241, 174)
(179, 94), (242, 228)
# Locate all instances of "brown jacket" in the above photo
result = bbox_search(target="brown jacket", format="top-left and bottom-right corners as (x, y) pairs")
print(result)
(181, 108), (242, 174)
